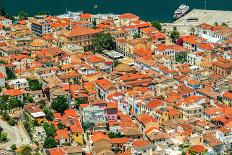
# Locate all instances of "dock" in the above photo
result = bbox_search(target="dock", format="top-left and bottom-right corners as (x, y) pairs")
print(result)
(174, 9), (232, 26)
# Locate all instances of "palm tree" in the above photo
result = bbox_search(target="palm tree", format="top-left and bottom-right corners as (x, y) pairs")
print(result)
(190, 27), (195, 35)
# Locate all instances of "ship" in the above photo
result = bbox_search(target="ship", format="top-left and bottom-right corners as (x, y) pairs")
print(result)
(173, 4), (190, 20)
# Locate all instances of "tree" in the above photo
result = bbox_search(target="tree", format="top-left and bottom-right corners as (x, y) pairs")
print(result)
(43, 108), (54, 121)
(2, 113), (10, 121)
(38, 100), (46, 109)
(57, 122), (66, 129)
(214, 22), (218, 26)
(43, 122), (56, 137)
(93, 32), (114, 53)
(75, 97), (88, 107)
(10, 144), (17, 151)
(43, 137), (58, 148)
(27, 79), (42, 91)
(20, 145), (32, 155)
(51, 96), (68, 114)
(6, 67), (16, 80)
(23, 121), (33, 138)
(190, 27), (195, 35)
(0, 131), (7, 143)
(92, 21), (97, 29)
(18, 10), (28, 20)
(8, 118), (18, 126)
(113, 59), (120, 68)
(82, 121), (94, 131)
(151, 21), (162, 31)
(133, 33), (140, 39)
(8, 97), (23, 109)
(175, 53), (187, 63)
(222, 22), (228, 27)
(26, 96), (34, 103)
(170, 27), (180, 43)
(108, 132), (123, 138)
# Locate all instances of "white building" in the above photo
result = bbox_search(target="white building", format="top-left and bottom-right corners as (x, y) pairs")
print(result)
(8, 78), (29, 90)
(0, 16), (12, 25)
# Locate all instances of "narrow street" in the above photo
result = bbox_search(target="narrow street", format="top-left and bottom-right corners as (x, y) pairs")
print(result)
(83, 133), (91, 154)
(0, 119), (31, 150)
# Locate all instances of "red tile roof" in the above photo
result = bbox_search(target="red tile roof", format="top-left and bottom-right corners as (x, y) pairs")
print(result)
(192, 145), (207, 153)
(49, 148), (65, 155)
(110, 138), (130, 144)
(4, 89), (23, 96)
(55, 129), (69, 140)
(95, 79), (115, 91)
(119, 13), (139, 19)
(133, 139), (149, 148)
(62, 26), (100, 37)
(146, 98), (164, 109)
(223, 91), (232, 100)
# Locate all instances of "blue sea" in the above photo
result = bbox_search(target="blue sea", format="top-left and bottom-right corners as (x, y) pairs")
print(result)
(3, 0), (232, 22)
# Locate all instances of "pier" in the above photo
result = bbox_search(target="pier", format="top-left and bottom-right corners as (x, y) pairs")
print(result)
(174, 9), (232, 26)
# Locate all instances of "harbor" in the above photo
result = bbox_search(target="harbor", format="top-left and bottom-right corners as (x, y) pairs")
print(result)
(174, 9), (232, 26)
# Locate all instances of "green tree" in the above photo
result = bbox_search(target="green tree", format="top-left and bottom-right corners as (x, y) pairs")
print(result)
(26, 96), (34, 103)
(27, 79), (42, 91)
(6, 67), (16, 80)
(43, 122), (56, 137)
(0, 99), (9, 113)
(20, 145), (32, 155)
(10, 144), (17, 151)
(175, 53), (187, 63)
(151, 21), (162, 31)
(2, 113), (10, 121)
(43, 108), (54, 121)
(190, 27), (195, 35)
(51, 96), (68, 114)
(108, 132), (123, 138)
(23, 121), (33, 138)
(57, 122), (66, 129)
(0, 131), (8, 143)
(43, 137), (58, 148)
(170, 27), (180, 43)
(75, 97), (88, 106)
(93, 32), (114, 53)
(222, 22), (228, 27)
(8, 118), (18, 126)
(38, 100), (46, 109)
(133, 33), (140, 39)
(92, 21), (97, 29)
(18, 10), (28, 20)
(8, 97), (23, 109)
(82, 121), (94, 131)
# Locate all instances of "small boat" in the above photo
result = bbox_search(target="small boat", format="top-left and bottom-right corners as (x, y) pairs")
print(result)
(173, 4), (190, 20)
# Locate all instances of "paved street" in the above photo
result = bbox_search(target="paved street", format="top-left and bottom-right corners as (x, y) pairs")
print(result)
(83, 133), (91, 154)
(0, 119), (31, 150)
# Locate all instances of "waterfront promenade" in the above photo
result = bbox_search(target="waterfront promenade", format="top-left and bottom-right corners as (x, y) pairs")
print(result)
(174, 9), (232, 26)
